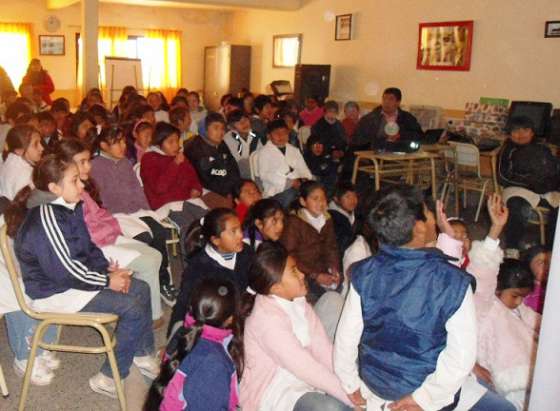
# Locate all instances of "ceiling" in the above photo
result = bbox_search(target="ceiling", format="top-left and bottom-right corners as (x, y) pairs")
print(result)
(47, 0), (303, 11)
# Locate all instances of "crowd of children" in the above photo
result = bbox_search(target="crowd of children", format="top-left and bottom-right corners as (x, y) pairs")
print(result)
(0, 81), (554, 411)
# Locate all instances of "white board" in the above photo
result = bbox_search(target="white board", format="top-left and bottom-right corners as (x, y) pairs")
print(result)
(104, 56), (143, 108)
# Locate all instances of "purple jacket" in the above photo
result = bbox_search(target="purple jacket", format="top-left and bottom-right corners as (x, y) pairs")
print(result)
(90, 154), (150, 214)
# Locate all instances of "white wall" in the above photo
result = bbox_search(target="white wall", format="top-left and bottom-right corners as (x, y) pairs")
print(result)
(226, 0), (560, 109)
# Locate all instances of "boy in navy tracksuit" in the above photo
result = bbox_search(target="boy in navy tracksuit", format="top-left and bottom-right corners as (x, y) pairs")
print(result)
(334, 186), (479, 411)
(14, 184), (157, 397)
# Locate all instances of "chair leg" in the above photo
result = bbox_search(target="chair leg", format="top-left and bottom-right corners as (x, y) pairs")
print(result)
(19, 321), (48, 411)
(0, 363), (8, 397)
(475, 184), (487, 223)
(100, 328), (127, 411)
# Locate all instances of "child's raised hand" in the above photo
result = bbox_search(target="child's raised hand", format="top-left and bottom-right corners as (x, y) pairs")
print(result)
(487, 193), (509, 240)
(436, 200), (455, 238)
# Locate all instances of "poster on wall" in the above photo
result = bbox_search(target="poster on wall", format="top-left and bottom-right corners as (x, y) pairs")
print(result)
(417, 20), (473, 71)
(335, 14), (353, 41)
(39, 35), (65, 56)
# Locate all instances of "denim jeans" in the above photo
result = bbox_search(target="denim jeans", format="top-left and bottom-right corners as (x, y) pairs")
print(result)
(294, 392), (352, 411)
(80, 278), (154, 379)
(4, 310), (58, 361)
(470, 378), (516, 411)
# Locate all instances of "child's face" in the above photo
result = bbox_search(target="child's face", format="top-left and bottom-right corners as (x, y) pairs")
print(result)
(233, 116), (251, 135)
(135, 128), (153, 149)
(49, 164), (84, 204)
(450, 222), (471, 254)
(497, 287), (532, 310)
(324, 109), (338, 124)
(161, 133), (181, 156)
(52, 110), (68, 128)
(73, 150), (92, 181)
(337, 191), (358, 213)
(300, 188), (327, 217)
(269, 127), (289, 147)
(311, 142), (324, 156)
(23, 132), (44, 164)
(511, 128), (534, 145)
(530, 252), (551, 283)
(178, 113), (192, 132)
(344, 106), (360, 121)
(147, 94), (161, 111)
(305, 98), (318, 110)
(212, 216), (244, 254)
(78, 120), (94, 140)
(243, 96), (254, 113)
(256, 210), (285, 241)
(102, 137), (127, 160)
(38, 120), (56, 138)
(236, 182), (262, 207)
(207, 121), (225, 146)
(186, 94), (199, 111)
(271, 255), (307, 301)
(414, 205), (437, 246)
(259, 103), (274, 121)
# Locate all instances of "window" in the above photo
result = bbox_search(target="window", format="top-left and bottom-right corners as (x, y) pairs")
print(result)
(273, 34), (302, 68)
(76, 28), (181, 91)
(0, 23), (32, 89)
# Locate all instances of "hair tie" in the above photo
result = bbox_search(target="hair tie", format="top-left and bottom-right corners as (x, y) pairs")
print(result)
(218, 286), (228, 296)
(132, 119), (151, 135)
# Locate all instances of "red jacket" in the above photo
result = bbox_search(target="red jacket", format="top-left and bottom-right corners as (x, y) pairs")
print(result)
(23, 71), (55, 105)
(140, 148), (202, 210)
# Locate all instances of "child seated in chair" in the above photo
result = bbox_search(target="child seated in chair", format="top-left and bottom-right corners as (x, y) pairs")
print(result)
(498, 115), (560, 257)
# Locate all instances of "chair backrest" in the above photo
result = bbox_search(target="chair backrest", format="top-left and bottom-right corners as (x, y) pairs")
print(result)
(448, 141), (482, 176)
(249, 150), (259, 180)
(133, 163), (143, 187)
(0, 225), (36, 319)
(298, 125), (311, 148)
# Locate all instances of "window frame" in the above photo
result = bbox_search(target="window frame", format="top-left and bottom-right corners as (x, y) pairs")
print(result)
(272, 33), (302, 68)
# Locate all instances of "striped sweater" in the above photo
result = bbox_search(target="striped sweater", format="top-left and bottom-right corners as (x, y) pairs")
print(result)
(15, 195), (109, 300)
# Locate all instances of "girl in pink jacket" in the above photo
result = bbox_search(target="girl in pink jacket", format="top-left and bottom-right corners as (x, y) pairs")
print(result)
(439, 195), (540, 411)
(240, 241), (354, 411)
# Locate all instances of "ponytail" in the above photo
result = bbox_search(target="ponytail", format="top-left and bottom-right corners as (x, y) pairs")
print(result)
(184, 208), (238, 258)
(144, 278), (243, 410)
(5, 186), (33, 238)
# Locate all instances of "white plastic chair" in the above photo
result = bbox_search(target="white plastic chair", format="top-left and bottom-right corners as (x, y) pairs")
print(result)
(0, 314), (8, 398)
(297, 126), (312, 150)
(442, 142), (491, 222)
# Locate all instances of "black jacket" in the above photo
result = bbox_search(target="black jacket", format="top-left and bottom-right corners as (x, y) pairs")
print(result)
(168, 243), (254, 336)
(352, 106), (424, 150)
(328, 208), (357, 256)
(184, 135), (241, 197)
(498, 139), (560, 194)
(311, 118), (347, 154)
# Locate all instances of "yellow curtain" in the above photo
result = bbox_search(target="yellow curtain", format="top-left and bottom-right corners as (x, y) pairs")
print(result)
(0, 22), (32, 89)
(97, 26), (129, 88)
(144, 29), (182, 98)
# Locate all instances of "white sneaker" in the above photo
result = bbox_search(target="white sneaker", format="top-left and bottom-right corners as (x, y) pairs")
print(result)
(133, 355), (160, 380)
(89, 372), (117, 399)
(39, 350), (60, 370)
(13, 358), (54, 386)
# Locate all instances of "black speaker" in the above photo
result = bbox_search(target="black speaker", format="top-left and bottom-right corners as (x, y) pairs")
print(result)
(293, 64), (331, 106)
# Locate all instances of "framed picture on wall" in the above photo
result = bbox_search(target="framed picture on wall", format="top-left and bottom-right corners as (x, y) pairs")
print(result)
(39, 35), (65, 56)
(335, 14), (353, 41)
(545, 21), (560, 38)
(417, 21), (473, 71)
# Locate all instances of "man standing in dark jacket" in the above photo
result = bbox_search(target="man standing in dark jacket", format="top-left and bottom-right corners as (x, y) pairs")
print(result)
(352, 87), (424, 151)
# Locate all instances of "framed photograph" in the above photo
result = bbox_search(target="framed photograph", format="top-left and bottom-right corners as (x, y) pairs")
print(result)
(417, 21), (473, 71)
(39, 35), (65, 56)
(545, 21), (560, 38)
(335, 14), (353, 41)
(273, 34), (302, 68)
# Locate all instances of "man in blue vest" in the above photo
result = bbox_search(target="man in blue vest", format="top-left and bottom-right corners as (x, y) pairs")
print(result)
(334, 185), (477, 410)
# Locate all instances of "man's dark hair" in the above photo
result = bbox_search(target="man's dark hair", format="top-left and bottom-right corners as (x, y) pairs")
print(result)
(383, 87), (402, 102)
(226, 109), (248, 126)
(368, 185), (426, 246)
(507, 115), (535, 134)
(324, 100), (339, 112)
(497, 259), (535, 291)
